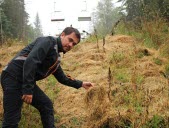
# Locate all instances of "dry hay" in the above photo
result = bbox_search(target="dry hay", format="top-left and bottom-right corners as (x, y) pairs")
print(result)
(135, 59), (162, 77)
(88, 113), (132, 128)
(83, 86), (132, 128)
(143, 76), (167, 93)
(135, 47), (155, 56)
(141, 69), (161, 77)
(77, 50), (105, 62)
(84, 86), (109, 119)
(84, 86), (110, 127)
(106, 35), (136, 44)
(79, 60), (103, 68)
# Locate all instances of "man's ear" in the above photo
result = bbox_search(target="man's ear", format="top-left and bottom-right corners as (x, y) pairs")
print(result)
(60, 32), (65, 37)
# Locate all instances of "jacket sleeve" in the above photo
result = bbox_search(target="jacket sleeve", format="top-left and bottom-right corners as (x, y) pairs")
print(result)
(22, 37), (52, 95)
(52, 65), (82, 89)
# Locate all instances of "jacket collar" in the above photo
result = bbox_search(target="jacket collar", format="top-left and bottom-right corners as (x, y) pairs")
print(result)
(57, 37), (65, 54)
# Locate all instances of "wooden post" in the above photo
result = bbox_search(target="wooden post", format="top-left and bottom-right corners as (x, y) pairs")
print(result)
(103, 36), (105, 52)
(94, 27), (99, 49)
(108, 67), (112, 100)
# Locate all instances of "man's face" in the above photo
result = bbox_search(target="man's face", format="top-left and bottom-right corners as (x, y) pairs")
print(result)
(60, 32), (79, 52)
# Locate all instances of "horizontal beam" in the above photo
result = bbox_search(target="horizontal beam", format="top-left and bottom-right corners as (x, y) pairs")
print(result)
(78, 17), (91, 21)
(51, 19), (65, 21)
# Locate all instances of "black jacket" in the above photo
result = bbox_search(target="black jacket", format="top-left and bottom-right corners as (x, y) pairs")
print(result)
(3, 36), (82, 94)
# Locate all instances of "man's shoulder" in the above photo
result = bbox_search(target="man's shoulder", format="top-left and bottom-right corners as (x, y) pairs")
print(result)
(38, 36), (57, 45)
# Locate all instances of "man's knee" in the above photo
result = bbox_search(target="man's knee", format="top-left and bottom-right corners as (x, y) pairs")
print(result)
(44, 100), (54, 112)
(2, 115), (21, 128)
(2, 123), (18, 128)
(39, 99), (54, 114)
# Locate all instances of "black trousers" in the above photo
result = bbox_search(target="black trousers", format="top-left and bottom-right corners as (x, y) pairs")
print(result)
(0, 71), (55, 128)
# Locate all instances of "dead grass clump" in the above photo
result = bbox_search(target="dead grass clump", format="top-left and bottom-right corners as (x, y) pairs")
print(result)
(108, 115), (132, 128)
(84, 86), (111, 124)
(84, 86), (131, 127)
(144, 115), (167, 128)
(90, 53), (105, 61)
(143, 77), (167, 93)
(106, 35), (136, 44)
(142, 70), (161, 77)
(84, 85), (108, 109)
(79, 59), (102, 68)
(88, 113), (132, 128)
(137, 60), (159, 73)
(159, 41), (169, 59)
(135, 48), (154, 58)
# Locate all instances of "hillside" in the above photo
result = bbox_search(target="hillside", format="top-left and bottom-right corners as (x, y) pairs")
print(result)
(0, 35), (169, 127)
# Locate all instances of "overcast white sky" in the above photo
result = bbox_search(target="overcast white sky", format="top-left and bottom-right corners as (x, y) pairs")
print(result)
(25, 0), (99, 36)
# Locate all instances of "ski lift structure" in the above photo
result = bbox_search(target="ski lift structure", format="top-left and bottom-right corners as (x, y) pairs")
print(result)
(50, 1), (65, 37)
(51, 1), (65, 22)
(78, 1), (91, 21)
(51, 10), (65, 36)
(78, 1), (92, 39)
(51, 11), (65, 21)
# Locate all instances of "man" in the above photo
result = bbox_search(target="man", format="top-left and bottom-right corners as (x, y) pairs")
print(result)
(0, 27), (93, 128)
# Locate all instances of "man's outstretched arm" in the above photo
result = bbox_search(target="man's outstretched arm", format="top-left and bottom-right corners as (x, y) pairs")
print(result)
(53, 65), (93, 89)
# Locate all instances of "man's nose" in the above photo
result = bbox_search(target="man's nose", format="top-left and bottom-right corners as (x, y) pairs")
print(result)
(69, 42), (74, 47)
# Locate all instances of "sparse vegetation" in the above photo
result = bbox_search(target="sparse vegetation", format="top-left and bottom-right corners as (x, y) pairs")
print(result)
(1, 0), (169, 127)
(153, 57), (163, 65)
(1, 33), (169, 127)
(0, 0), (169, 128)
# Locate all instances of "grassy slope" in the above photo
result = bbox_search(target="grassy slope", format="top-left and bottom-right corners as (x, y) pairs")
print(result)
(0, 35), (169, 127)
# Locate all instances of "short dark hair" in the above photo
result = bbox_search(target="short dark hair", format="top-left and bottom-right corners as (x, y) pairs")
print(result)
(62, 27), (81, 42)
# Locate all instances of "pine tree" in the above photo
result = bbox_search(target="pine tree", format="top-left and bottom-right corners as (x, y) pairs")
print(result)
(1, 0), (28, 40)
(94, 0), (122, 36)
(34, 13), (43, 38)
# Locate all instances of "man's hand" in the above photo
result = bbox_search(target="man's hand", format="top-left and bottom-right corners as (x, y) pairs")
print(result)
(22, 95), (33, 104)
(82, 82), (94, 90)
